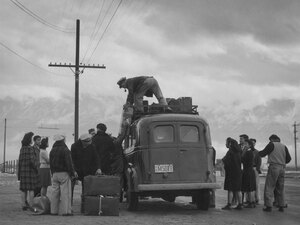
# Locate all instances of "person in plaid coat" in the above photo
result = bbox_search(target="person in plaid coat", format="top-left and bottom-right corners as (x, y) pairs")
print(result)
(18, 132), (39, 211)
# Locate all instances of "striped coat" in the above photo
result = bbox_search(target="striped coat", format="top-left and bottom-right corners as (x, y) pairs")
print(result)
(18, 146), (39, 191)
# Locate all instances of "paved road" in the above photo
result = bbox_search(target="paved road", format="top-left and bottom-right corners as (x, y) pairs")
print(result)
(1, 173), (299, 225)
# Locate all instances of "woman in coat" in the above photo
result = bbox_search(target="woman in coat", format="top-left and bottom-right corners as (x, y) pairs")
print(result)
(222, 137), (243, 210)
(241, 139), (256, 208)
(18, 132), (39, 211)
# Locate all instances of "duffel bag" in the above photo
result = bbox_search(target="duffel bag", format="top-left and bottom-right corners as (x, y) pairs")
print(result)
(32, 195), (50, 215)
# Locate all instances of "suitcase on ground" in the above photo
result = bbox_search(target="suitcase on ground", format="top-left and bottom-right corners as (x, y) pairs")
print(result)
(84, 195), (119, 216)
(83, 175), (120, 196)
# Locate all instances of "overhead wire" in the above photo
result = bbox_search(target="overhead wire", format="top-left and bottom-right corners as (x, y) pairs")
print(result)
(0, 41), (68, 77)
(81, 0), (107, 63)
(86, 0), (123, 64)
(91, 0), (116, 47)
(10, 0), (75, 33)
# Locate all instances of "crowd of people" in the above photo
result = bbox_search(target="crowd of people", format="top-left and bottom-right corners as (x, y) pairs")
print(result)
(221, 134), (291, 212)
(17, 122), (125, 216)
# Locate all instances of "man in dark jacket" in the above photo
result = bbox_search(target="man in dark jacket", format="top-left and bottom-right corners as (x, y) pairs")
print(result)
(71, 133), (102, 212)
(117, 76), (168, 112)
(92, 123), (115, 175)
(71, 133), (102, 181)
(50, 134), (76, 216)
(259, 134), (291, 212)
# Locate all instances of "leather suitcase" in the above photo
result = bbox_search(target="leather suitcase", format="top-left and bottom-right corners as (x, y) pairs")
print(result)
(84, 196), (119, 216)
(83, 175), (120, 196)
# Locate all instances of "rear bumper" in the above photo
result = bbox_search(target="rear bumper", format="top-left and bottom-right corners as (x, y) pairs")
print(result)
(137, 182), (221, 191)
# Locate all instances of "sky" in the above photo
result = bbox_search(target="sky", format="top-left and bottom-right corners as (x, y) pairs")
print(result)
(0, 0), (300, 167)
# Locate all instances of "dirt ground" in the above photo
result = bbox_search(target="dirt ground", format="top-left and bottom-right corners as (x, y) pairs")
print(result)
(1, 173), (300, 225)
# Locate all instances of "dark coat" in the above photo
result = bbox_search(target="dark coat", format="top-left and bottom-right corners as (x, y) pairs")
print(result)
(18, 146), (39, 191)
(222, 146), (242, 191)
(92, 131), (115, 174)
(71, 140), (101, 181)
(241, 148), (256, 192)
(49, 141), (75, 177)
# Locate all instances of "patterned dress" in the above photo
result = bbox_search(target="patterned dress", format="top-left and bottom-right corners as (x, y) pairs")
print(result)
(18, 146), (39, 191)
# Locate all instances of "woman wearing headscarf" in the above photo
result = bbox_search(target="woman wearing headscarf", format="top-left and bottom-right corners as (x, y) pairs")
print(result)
(222, 137), (243, 210)
(18, 132), (39, 211)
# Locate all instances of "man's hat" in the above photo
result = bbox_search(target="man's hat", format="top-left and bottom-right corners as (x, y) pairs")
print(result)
(53, 134), (65, 142)
(269, 134), (280, 141)
(80, 133), (92, 142)
(117, 77), (126, 87)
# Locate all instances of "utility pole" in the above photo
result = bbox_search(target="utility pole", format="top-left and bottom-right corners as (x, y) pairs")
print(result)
(3, 118), (6, 173)
(49, 19), (106, 142)
(293, 121), (300, 171)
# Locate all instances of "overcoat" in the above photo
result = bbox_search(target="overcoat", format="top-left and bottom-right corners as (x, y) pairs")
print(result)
(222, 147), (242, 191)
(18, 146), (39, 191)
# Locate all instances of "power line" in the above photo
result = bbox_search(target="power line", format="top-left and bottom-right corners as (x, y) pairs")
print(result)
(86, 0), (123, 64)
(10, 0), (75, 33)
(81, 0), (107, 63)
(0, 41), (67, 77)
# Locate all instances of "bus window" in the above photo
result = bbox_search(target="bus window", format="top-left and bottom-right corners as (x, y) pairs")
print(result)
(180, 125), (199, 142)
(153, 125), (174, 143)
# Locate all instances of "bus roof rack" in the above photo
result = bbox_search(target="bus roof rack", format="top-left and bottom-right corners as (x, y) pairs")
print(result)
(132, 97), (198, 121)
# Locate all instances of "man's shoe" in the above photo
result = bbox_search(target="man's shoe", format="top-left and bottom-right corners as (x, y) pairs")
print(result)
(244, 203), (255, 208)
(263, 206), (272, 212)
(221, 204), (232, 210)
(234, 204), (243, 210)
(278, 207), (284, 212)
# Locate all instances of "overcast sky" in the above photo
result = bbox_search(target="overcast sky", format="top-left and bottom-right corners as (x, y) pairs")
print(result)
(0, 0), (299, 165)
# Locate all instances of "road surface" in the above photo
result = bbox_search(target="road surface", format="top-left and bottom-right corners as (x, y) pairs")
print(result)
(0, 173), (299, 225)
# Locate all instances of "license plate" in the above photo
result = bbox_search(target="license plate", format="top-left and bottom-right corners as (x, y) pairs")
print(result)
(154, 164), (173, 173)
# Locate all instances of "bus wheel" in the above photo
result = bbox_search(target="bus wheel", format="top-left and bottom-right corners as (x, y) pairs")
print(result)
(195, 189), (210, 210)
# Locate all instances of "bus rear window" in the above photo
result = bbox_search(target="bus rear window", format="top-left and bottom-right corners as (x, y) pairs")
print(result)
(180, 125), (199, 142)
(153, 125), (174, 143)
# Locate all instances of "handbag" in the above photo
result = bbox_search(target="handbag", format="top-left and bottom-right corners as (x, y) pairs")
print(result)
(32, 195), (50, 215)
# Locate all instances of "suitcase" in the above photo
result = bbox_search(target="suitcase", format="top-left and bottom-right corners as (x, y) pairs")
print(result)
(167, 97), (193, 113)
(83, 175), (120, 196)
(84, 195), (119, 216)
(177, 97), (192, 112)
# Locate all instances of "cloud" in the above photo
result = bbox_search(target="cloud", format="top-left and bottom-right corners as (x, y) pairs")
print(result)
(0, 84), (69, 101)
(238, 35), (300, 65)
(147, 0), (300, 46)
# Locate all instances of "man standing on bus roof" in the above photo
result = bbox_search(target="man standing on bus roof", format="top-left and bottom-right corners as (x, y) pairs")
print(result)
(117, 76), (169, 112)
